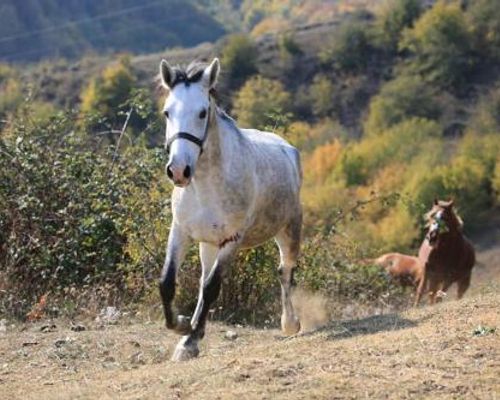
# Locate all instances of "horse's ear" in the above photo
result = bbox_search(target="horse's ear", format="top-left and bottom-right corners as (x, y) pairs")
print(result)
(160, 59), (174, 89)
(202, 58), (220, 89)
(446, 199), (454, 208)
(433, 198), (439, 206)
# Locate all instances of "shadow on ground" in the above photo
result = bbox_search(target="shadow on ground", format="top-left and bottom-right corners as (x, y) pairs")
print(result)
(324, 313), (419, 340)
(278, 312), (423, 342)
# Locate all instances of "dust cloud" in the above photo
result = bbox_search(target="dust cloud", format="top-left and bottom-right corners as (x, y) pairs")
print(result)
(291, 288), (330, 332)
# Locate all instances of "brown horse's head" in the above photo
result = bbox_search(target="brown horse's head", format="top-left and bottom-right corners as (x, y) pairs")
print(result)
(424, 199), (463, 247)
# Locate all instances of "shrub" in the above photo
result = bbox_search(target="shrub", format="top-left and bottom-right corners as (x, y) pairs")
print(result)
(320, 16), (375, 74)
(341, 118), (442, 185)
(399, 1), (476, 90)
(80, 56), (155, 140)
(220, 34), (258, 90)
(0, 64), (23, 118)
(0, 107), (170, 317)
(233, 75), (291, 130)
(467, 0), (500, 61)
(364, 74), (441, 135)
(309, 75), (338, 119)
(374, 0), (422, 52)
(468, 84), (500, 135)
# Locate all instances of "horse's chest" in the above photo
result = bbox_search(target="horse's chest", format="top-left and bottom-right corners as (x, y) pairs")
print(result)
(175, 199), (245, 245)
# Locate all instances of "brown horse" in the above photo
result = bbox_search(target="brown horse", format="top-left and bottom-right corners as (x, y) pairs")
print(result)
(415, 199), (475, 306)
(374, 253), (423, 288)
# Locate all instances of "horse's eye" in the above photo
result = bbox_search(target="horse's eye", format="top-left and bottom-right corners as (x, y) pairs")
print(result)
(199, 109), (207, 119)
(164, 110), (169, 119)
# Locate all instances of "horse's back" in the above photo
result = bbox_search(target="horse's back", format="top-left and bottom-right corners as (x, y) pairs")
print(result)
(240, 128), (302, 186)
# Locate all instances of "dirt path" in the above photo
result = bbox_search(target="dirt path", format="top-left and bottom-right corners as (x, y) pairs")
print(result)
(1, 284), (498, 400)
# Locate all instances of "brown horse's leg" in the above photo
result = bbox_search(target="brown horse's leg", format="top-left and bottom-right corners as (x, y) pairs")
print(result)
(457, 274), (471, 299)
(414, 267), (428, 306)
(436, 280), (453, 303)
(428, 278), (440, 305)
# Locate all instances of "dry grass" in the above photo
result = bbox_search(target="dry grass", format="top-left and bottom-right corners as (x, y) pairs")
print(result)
(1, 282), (498, 400)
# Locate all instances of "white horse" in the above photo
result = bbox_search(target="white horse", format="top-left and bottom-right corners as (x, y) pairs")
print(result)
(158, 58), (302, 361)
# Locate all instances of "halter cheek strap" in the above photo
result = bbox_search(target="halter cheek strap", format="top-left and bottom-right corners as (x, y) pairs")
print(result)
(165, 107), (210, 155)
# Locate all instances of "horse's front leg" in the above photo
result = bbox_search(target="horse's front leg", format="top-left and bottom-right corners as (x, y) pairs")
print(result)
(172, 240), (239, 362)
(159, 223), (190, 334)
(414, 265), (428, 306)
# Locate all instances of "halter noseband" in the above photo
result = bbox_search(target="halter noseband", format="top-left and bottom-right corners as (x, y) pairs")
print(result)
(165, 106), (210, 155)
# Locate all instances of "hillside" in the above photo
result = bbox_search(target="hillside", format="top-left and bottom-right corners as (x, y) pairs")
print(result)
(0, 283), (498, 399)
(0, 0), (226, 62)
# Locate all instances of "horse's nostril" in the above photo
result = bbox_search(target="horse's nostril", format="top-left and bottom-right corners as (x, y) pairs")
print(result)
(183, 165), (191, 179)
(166, 165), (173, 179)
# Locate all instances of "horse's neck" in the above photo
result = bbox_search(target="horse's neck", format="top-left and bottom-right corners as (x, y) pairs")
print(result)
(191, 109), (244, 189)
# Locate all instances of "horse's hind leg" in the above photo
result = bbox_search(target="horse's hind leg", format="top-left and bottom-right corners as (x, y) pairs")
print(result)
(457, 274), (471, 299)
(414, 267), (428, 306)
(275, 213), (301, 335)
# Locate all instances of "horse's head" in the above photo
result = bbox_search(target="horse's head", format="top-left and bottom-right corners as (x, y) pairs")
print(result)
(159, 58), (220, 187)
(425, 199), (462, 246)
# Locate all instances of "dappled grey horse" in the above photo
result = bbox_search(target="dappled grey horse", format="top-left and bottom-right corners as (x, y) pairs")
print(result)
(158, 58), (303, 361)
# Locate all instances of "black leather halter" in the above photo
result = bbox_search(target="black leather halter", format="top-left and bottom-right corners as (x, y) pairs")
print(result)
(165, 106), (210, 155)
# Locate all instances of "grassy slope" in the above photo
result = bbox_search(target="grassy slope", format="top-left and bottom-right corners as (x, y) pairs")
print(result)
(1, 281), (498, 399)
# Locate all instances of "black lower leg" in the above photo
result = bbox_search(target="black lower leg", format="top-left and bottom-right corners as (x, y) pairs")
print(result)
(191, 266), (222, 339)
(159, 263), (177, 329)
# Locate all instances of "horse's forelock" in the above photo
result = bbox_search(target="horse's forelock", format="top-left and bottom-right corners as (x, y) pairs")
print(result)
(424, 202), (464, 231)
(157, 61), (220, 102)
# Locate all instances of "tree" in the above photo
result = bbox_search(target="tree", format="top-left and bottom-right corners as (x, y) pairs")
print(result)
(233, 76), (291, 130)
(399, 1), (476, 90)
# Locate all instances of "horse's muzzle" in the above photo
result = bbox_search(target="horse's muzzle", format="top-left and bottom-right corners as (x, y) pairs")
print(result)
(166, 163), (192, 187)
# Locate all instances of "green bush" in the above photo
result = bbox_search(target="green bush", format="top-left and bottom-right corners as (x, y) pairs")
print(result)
(364, 74), (441, 135)
(375, 0), (422, 52)
(320, 16), (375, 74)
(341, 118), (442, 185)
(0, 107), (170, 317)
(233, 75), (291, 130)
(220, 34), (258, 90)
(467, 0), (500, 62)
(399, 1), (476, 90)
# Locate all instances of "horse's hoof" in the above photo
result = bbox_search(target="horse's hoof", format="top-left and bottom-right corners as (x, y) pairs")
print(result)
(173, 315), (192, 335)
(171, 336), (199, 362)
(281, 315), (301, 336)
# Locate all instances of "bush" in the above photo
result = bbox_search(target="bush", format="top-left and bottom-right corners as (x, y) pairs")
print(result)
(468, 84), (500, 135)
(341, 118), (442, 185)
(220, 34), (258, 90)
(375, 0), (422, 52)
(0, 64), (23, 118)
(233, 75), (291, 130)
(309, 75), (338, 119)
(364, 74), (441, 135)
(399, 1), (476, 90)
(0, 107), (170, 317)
(467, 0), (500, 61)
(320, 16), (375, 74)
(80, 56), (156, 140)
